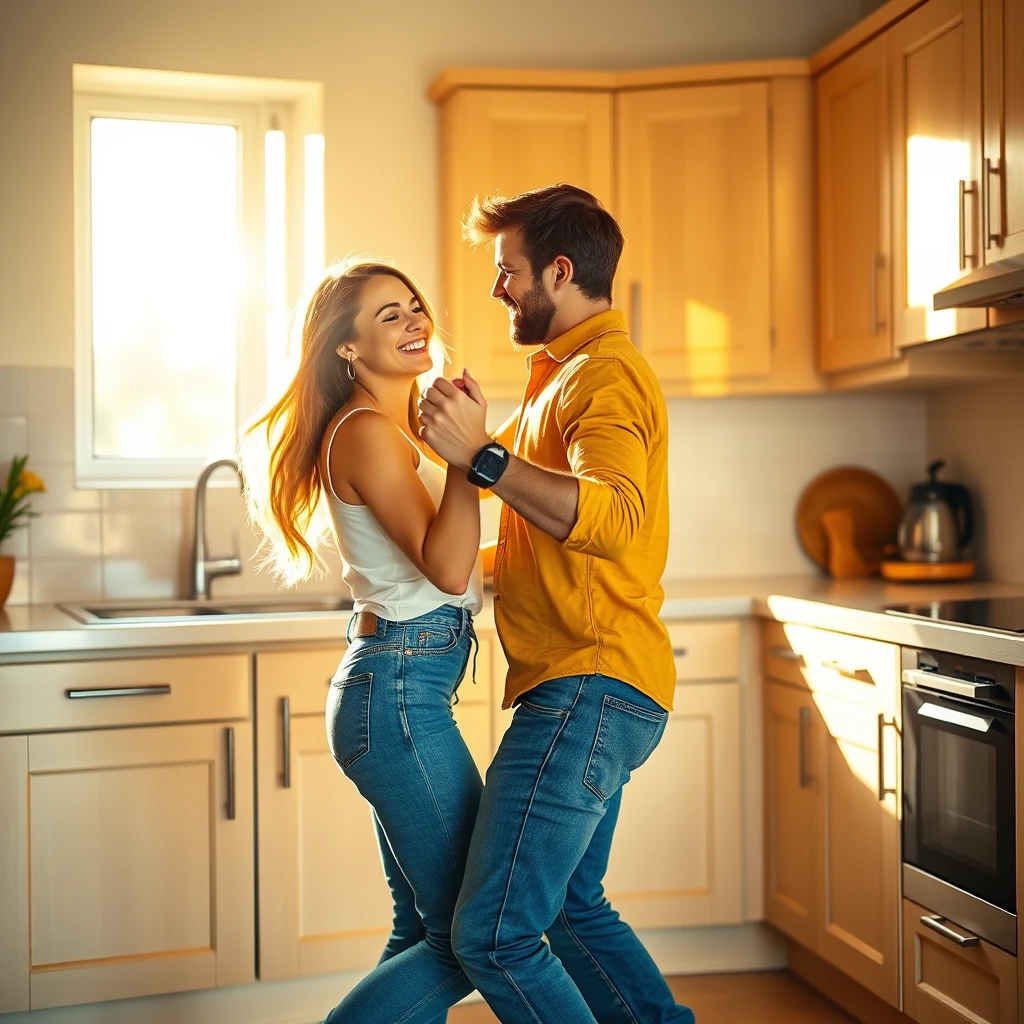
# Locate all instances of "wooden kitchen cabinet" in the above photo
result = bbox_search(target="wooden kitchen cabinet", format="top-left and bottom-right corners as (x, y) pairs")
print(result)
(764, 681), (818, 951)
(256, 647), (393, 981)
(817, 33), (894, 374)
(1, 721), (254, 1011)
(889, 0), (988, 348)
(438, 88), (613, 399)
(903, 897), (1017, 1024)
(983, 0), (1024, 262)
(762, 619), (901, 1009)
(451, 628), (495, 776)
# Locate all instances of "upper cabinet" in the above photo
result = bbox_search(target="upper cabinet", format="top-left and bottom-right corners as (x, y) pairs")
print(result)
(616, 83), (772, 383)
(438, 88), (613, 400)
(983, 0), (1024, 261)
(817, 34), (893, 374)
(432, 65), (820, 399)
(889, 0), (987, 348)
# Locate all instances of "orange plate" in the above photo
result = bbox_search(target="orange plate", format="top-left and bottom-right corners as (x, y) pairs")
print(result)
(796, 466), (903, 571)
(881, 560), (976, 581)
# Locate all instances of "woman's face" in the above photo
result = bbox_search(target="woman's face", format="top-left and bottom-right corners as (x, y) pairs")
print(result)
(343, 274), (433, 379)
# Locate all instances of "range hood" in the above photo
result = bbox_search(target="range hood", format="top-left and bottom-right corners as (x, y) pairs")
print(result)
(933, 253), (1024, 310)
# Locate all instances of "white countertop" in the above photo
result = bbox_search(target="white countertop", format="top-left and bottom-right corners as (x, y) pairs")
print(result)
(2, 575), (1024, 664)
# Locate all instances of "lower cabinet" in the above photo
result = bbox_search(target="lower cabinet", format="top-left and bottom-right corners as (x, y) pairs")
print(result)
(0, 720), (254, 1013)
(763, 620), (901, 1009)
(256, 647), (393, 981)
(903, 897), (1017, 1024)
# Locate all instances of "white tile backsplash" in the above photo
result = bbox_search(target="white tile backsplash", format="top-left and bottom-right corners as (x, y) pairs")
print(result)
(1, 364), (936, 603)
(0, 415), (28, 463)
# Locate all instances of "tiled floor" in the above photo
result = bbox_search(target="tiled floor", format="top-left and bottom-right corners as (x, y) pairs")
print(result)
(449, 971), (855, 1023)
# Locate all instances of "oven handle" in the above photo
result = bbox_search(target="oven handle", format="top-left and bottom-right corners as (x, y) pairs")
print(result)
(902, 668), (1000, 700)
(918, 701), (994, 734)
(921, 915), (980, 948)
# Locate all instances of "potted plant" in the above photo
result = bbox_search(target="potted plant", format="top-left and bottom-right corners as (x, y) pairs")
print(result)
(0, 455), (46, 607)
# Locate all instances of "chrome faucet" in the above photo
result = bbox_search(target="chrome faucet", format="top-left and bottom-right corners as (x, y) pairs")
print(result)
(190, 457), (244, 599)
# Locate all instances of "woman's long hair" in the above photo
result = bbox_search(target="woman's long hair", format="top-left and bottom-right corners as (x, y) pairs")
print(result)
(242, 259), (436, 584)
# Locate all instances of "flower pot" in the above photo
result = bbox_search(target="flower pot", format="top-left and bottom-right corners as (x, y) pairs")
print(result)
(0, 554), (15, 608)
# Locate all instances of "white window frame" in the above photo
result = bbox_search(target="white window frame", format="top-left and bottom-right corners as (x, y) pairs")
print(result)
(72, 65), (322, 487)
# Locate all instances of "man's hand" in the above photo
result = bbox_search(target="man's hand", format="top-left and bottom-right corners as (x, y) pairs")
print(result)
(418, 370), (491, 471)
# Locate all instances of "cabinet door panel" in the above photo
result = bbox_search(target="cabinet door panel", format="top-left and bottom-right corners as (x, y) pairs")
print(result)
(0, 735), (29, 1013)
(890, 0), (986, 347)
(617, 84), (771, 382)
(604, 682), (742, 927)
(440, 89), (613, 398)
(764, 681), (817, 949)
(814, 692), (900, 1007)
(818, 34), (893, 373)
(25, 722), (254, 1009)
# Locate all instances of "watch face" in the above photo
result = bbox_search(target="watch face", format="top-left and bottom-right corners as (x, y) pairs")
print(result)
(477, 448), (506, 480)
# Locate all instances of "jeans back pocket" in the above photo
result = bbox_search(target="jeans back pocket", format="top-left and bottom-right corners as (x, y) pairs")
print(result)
(584, 695), (667, 802)
(328, 672), (373, 770)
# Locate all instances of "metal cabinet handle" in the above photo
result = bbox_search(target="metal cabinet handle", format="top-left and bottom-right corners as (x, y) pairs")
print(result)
(282, 696), (291, 789)
(822, 660), (868, 681)
(958, 179), (977, 271)
(870, 253), (886, 335)
(798, 706), (811, 789)
(226, 726), (236, 821)
(630, 281), (642, 350)
(877, 714), (897, 803)
(770, 646), (805, 664)
(921, 915), (980, 948)
(984, 157), (1002, 249)
(66, 685), (171, 699)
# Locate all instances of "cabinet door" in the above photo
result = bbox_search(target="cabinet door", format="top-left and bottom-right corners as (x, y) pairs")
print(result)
(256, 649), (393, 981)
(814, 691), (901, 1007)
(983, 0), (1024, 261)
(903, 897), (1017, 1024)
(0, 735), (29, 1013)
(764, 681), (818, 950)
(452, 628), (494, 776)
(617, 84), (771, 383)
(19, 722), (253, 1010)
(818, 34), (894, 373)
(890, 0), (987, 347)
(603, 681), (743, 927)
(440, 89), (613, 398)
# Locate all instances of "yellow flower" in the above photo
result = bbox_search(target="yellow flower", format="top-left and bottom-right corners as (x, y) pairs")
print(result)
(13, 469), (46, 500)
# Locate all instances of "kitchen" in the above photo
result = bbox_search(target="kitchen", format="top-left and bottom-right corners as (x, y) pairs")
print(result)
(1, 0), (1023, 1021)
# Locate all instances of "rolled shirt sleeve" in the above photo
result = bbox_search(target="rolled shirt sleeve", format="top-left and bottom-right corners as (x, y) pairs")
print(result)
(557, 357), (654, 561)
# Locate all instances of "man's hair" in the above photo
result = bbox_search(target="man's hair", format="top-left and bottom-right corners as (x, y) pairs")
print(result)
(463, 183), (623, 302)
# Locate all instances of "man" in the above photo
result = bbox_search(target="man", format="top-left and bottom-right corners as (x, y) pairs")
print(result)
(418, 183), (693, 1024)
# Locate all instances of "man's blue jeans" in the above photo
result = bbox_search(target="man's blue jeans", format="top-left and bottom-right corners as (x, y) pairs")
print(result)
(322, 605), (480, 1023)
(451, 674), (696, 1024)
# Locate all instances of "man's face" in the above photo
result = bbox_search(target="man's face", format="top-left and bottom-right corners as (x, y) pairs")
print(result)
(491, 230), (556, 348)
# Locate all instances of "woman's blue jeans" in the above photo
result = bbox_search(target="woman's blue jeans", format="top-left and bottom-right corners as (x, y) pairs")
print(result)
(322, 605), (481, 1023)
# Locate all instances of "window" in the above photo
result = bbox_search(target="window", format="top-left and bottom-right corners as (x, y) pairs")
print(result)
(73, 65), (323, 486)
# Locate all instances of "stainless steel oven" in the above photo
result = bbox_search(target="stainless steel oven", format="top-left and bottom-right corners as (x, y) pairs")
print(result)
(902, 646), (1016, 953)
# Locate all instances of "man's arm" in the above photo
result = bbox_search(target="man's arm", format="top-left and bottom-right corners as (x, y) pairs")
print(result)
(489, 458), (579, 541)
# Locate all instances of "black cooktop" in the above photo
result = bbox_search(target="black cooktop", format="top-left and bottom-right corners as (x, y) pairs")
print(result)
(885, 596), (1024, 635)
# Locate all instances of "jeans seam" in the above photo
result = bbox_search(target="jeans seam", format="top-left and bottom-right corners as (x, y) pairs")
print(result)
(391, 965), (467, 1024)
(555, 908), (641, 1024)
(490, 675), (588, 1022)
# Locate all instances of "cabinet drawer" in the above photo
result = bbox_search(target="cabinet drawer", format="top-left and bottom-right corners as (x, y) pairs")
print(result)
(762, 619), (898, 713)
(665, 620), (740, 682)
(0, 655), (250, 733)
(902, 897), (1016, 1024)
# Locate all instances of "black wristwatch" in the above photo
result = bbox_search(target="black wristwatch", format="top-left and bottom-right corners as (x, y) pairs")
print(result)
(467, 442), (510, 488)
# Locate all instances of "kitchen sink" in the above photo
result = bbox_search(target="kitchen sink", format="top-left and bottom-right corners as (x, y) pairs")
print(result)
(60, 596), (355, 625)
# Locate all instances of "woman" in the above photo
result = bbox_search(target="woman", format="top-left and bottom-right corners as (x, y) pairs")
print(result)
(244, 260), (485, 1023)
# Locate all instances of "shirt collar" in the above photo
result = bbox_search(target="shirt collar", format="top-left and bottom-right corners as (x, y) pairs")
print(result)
(535, 309), (628, 365)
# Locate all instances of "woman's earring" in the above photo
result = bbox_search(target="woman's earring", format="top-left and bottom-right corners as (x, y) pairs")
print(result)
(346, 357), (356, 381)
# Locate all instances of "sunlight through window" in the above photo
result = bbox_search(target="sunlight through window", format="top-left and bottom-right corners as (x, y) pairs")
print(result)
(304, 134), (325, 294)
(90, 117), (239, 459)
(265, 128), (288, 399)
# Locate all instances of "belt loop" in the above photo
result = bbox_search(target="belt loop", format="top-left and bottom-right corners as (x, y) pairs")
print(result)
(345, 613), (354, 645)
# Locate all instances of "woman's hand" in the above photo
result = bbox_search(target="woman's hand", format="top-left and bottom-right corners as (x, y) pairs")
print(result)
(419, 370), (490, 471)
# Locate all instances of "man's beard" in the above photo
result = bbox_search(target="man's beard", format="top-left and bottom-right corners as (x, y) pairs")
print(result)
(504, 277), (556, 350)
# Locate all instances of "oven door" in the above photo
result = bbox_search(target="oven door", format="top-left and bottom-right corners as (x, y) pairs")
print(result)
(903, 684), (1015, 914)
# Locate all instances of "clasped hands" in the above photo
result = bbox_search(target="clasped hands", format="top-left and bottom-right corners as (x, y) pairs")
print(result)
(418, 369), (492, 472)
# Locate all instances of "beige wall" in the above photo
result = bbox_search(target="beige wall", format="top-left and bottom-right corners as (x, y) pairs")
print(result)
(0, 0), (865, 367)
(927, 377), (1024, 584)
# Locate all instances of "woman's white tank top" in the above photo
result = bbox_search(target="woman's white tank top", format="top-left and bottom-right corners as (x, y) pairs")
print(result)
(323, 408), (483, 621)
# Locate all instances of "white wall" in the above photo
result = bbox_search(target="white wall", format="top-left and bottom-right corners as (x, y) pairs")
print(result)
(0, 0), (864, 367)
(927, 377), (1024, 584)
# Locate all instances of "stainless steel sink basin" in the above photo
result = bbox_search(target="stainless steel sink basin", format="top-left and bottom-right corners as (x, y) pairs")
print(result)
(60, 596), (354, 625)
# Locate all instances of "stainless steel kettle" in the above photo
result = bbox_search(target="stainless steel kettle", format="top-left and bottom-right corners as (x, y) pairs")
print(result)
(897, 460), (974, 563)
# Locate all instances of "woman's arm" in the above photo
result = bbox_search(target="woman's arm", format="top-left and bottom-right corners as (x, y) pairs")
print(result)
(329, 412), (480, 595)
